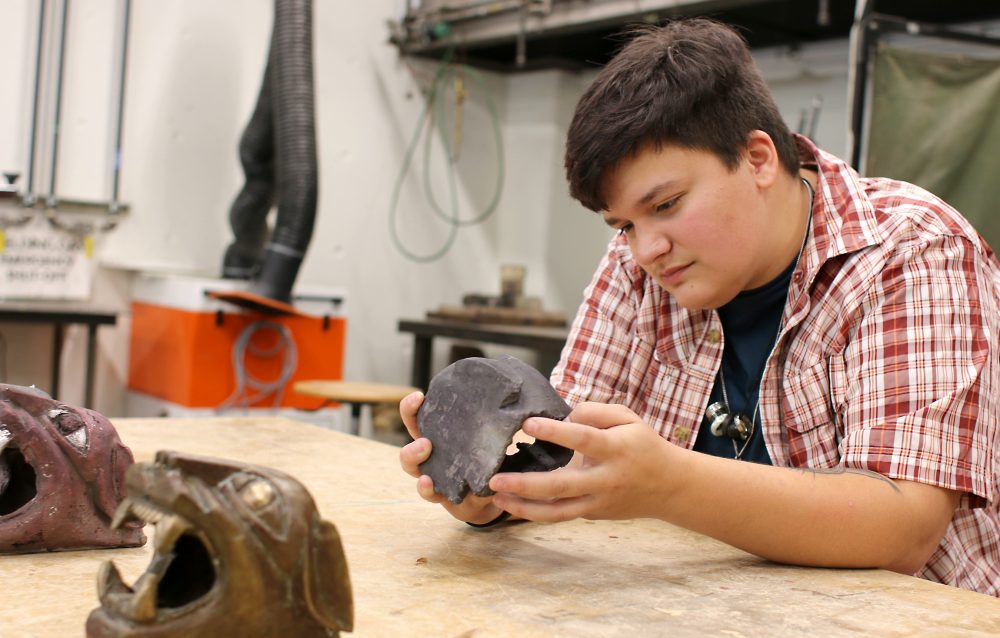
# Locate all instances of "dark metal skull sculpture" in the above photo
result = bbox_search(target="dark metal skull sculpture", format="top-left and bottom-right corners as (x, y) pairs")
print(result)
(86, 450), (353, 638)
(418, 355), (574, 504)
(0, 383), (145, 553)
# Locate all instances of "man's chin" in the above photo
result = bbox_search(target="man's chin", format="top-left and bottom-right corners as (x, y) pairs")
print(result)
(662, 283), (733, 312)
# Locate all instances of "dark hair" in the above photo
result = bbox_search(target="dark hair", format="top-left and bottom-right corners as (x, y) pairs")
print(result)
(564, 18), (800, 211)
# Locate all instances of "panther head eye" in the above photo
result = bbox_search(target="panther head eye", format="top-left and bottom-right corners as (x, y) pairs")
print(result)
(47, 408), (88, 452)
(238, 477), (276, 509)
(226, 473), (287, 537)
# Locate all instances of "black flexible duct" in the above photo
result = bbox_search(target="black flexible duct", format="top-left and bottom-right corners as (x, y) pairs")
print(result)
(222, 0), (317, 306)
(222, 57), (276, 279)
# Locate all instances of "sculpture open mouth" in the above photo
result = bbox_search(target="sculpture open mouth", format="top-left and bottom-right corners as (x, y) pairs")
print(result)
(87, 450), (353, 637)
(0, 408), (89, 517)
(0, 430), (38, 518)
(99, 498), (215, 622)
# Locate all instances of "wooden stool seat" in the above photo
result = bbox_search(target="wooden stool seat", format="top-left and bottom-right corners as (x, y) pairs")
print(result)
(294, 380), (419, 404)
(294, 380), (419, 437)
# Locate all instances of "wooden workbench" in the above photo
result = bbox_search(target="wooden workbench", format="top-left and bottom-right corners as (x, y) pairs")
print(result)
(1, 417), (998, 636)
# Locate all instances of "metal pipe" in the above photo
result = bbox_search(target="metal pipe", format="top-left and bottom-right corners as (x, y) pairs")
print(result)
(516, 3), (527, 68)
(806, 95), (823, 141)
(24, 0), (48, 208)
(109, 0), (131, 215)
(817, 0), (830, 27)
(46, 0), (70, 209)
(846, 0), (873, 170)
(409, 0), (523, 25)
(872, 13), (1000, 48)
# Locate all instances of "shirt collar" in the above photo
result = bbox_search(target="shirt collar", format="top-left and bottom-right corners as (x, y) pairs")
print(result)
(793, 134), (885, 292)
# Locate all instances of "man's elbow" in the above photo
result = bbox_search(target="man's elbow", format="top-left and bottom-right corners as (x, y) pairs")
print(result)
(884, 540), (941, 575)
(882, 484), (961, 575)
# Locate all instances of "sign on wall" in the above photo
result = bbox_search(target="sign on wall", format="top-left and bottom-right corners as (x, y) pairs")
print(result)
(0, 215), (93, 300)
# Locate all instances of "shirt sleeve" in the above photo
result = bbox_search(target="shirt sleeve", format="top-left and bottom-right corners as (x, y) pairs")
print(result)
(839, 233), (998, 508)
(551, 236), (644, 408)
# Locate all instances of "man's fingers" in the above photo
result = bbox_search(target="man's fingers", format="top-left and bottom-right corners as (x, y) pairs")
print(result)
(419, 476), (501, 524)
(416, 474), (448, 504)
(492, 493), (592, 523)
(521, 417), (609, 458)
(568, 401), (640, 430)
(400, 438), (431, 478)
(490, 466), (590, 501)
(399, 391), (425, 440)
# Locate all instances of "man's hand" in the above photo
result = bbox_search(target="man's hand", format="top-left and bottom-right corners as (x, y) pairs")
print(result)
(488, 402), (675, 522)
(486, 400), (959, 573)
(398, 391), (506, 525)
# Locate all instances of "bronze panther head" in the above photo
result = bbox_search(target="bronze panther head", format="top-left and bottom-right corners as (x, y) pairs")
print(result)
(86, 450), (353, 637)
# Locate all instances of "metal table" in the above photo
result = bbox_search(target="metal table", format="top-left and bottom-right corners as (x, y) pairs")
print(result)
(0, 301), (117, 407)
(397, 317), (570, 389)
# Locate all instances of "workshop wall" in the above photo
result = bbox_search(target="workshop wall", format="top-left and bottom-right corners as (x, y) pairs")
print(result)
(0, 0), (869, 416)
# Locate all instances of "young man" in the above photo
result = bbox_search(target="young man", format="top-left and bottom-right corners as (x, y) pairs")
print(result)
(399, 19), (1000, 596)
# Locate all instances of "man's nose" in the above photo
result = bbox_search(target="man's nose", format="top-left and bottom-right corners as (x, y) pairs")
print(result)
(632, 228), (671, 268)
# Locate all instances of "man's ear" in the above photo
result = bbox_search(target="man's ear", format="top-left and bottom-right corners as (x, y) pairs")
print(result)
(744, 130), (780, 189)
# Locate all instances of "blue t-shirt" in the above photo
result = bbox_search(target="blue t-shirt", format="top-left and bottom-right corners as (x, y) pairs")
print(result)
(693, 259), (795, 463)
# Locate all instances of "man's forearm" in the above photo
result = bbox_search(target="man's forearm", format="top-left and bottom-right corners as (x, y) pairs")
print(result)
(659, 447), (960, 573)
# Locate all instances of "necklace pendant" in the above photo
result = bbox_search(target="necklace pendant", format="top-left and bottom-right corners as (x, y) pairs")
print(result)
(729, 413), (752, 441)
(705, 401), (731, 437)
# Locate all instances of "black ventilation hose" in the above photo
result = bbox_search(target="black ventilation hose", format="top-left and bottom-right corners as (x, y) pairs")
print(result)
(222, 58), (276, 279)
(222, 0), (317, 306)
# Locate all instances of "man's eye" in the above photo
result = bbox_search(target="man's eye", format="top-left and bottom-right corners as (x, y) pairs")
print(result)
(656, 197), (679, 212)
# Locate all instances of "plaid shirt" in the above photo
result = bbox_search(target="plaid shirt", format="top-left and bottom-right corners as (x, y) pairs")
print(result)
(551, 135), (1000, 596)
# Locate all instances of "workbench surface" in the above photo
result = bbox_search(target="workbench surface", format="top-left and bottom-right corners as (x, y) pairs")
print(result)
(2, 417), (998, 636)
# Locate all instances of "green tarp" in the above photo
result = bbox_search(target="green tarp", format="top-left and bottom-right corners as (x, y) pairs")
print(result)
(867, 43), (1000, 248)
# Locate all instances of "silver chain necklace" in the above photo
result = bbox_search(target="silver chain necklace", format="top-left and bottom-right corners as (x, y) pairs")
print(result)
(706, 176), (815, 460)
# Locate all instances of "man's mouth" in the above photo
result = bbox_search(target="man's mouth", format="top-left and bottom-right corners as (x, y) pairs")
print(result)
(658, 263), (692, 286)
(99, 498), (214, 622)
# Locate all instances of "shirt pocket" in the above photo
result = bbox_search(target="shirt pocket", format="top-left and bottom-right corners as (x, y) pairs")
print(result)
(780, 357), (843, 466)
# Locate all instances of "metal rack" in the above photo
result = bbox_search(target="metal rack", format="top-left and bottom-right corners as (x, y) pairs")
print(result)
(2, 0), (133, 236)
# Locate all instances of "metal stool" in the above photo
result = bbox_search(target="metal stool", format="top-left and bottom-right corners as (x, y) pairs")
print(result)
(294, 380), (418, 438)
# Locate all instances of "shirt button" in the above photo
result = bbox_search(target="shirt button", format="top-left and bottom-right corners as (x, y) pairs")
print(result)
(674, 427), (691, 443)
(706, 328), (721, 344)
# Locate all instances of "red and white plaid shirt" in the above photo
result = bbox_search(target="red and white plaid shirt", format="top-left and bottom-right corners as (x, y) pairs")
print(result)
(551, 135), (1000, 596)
